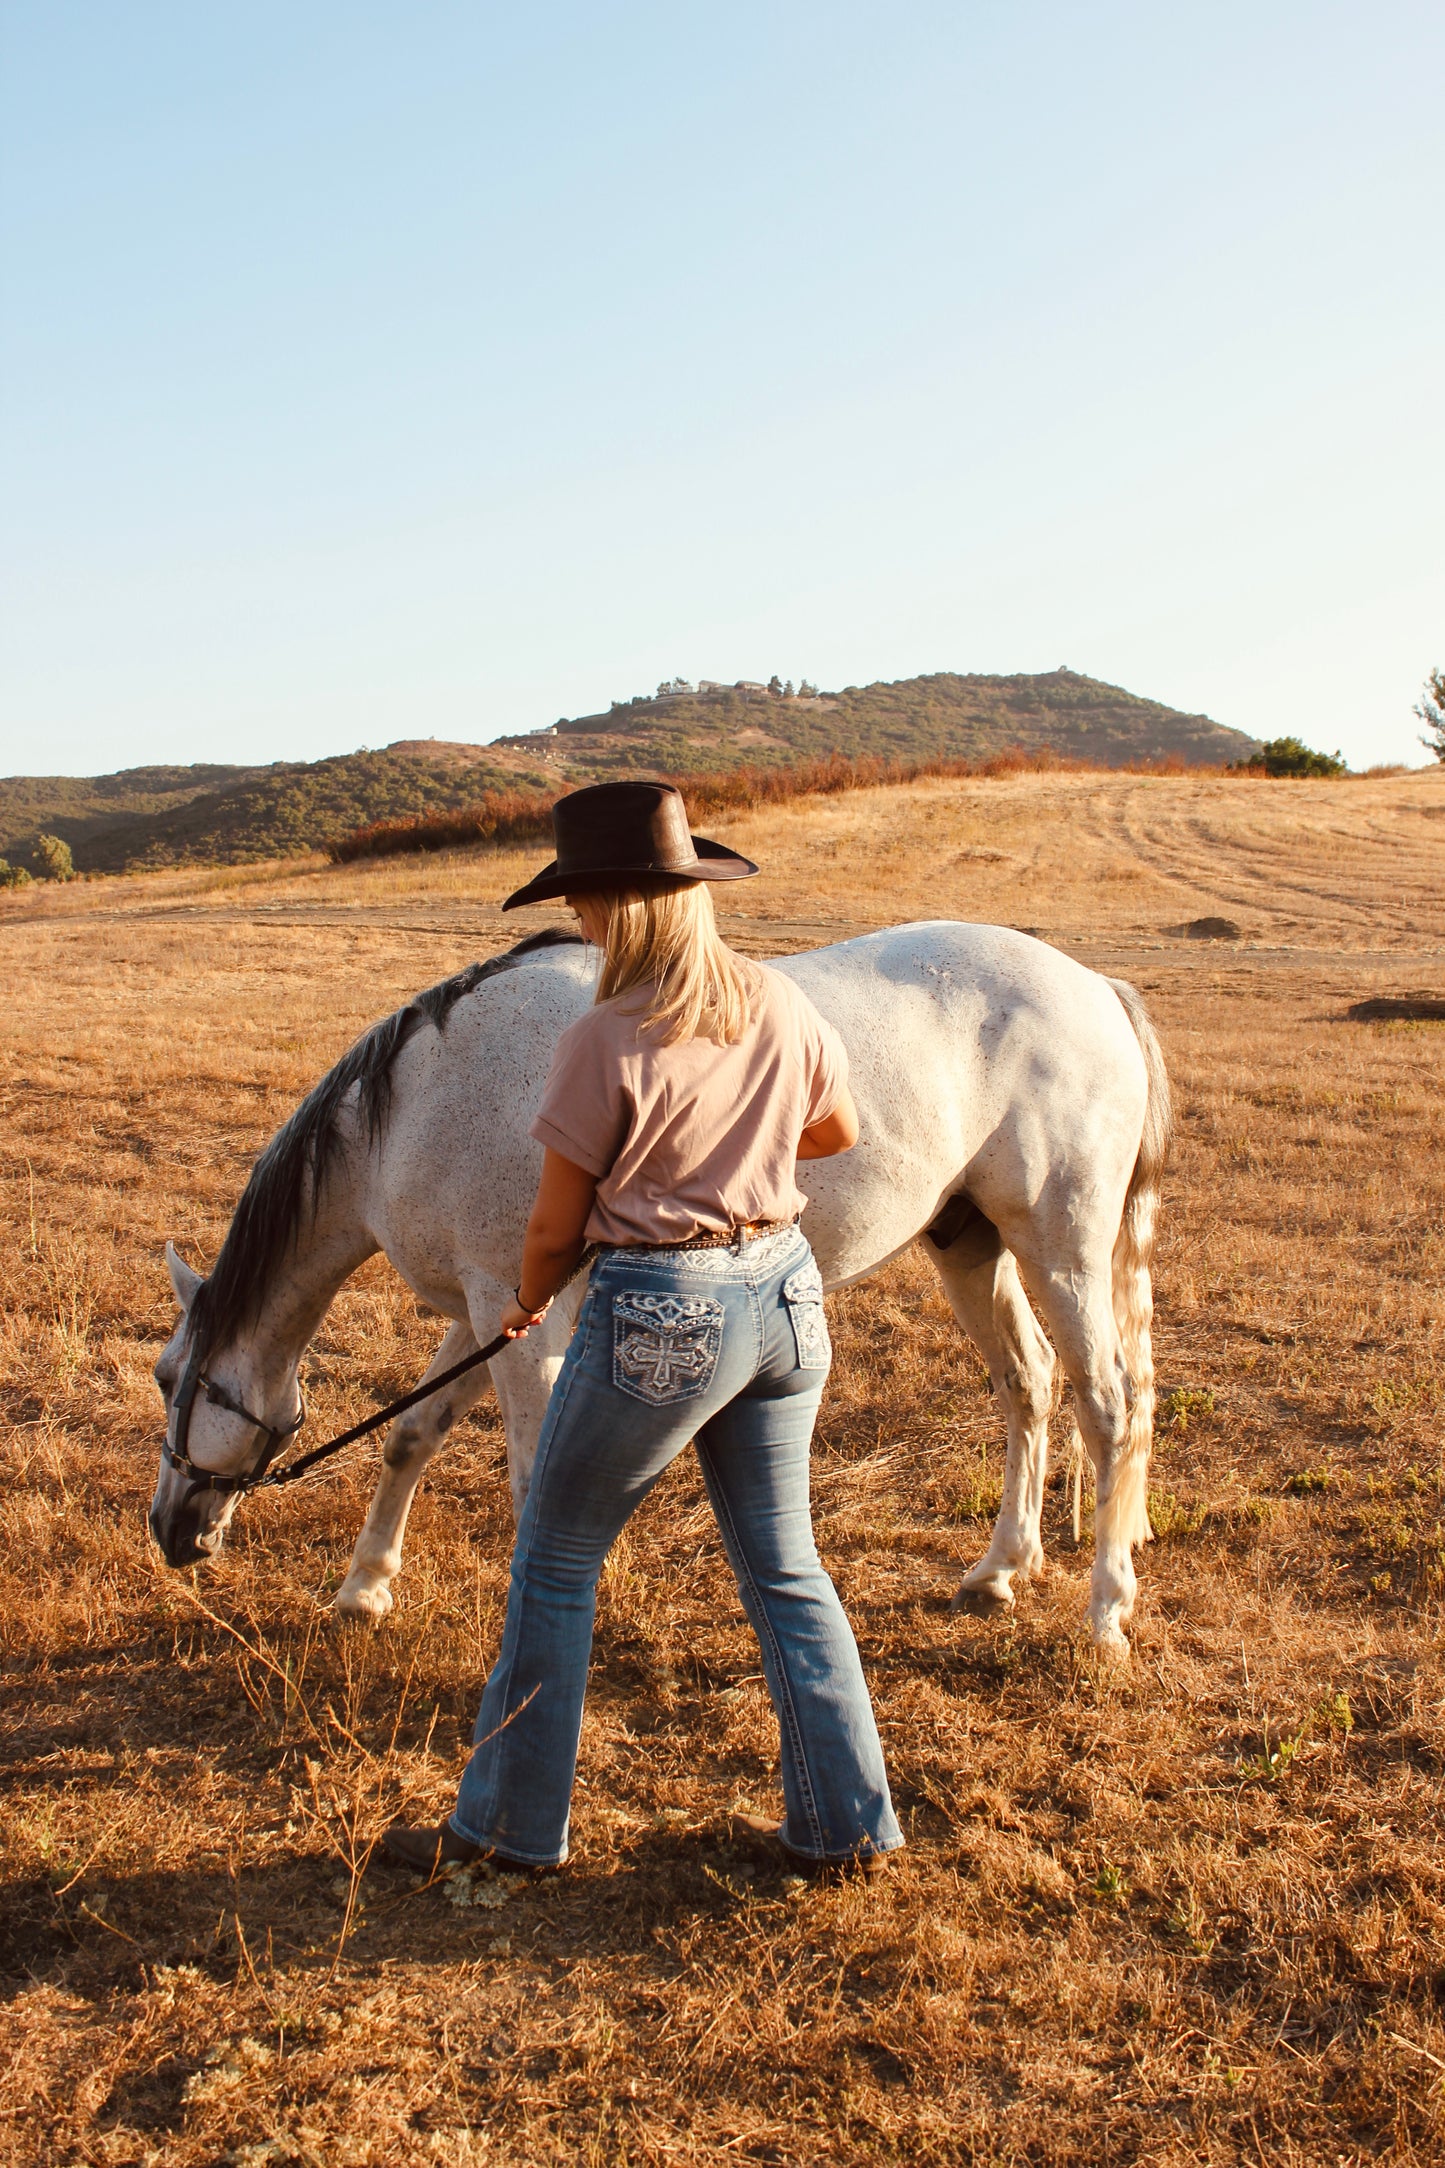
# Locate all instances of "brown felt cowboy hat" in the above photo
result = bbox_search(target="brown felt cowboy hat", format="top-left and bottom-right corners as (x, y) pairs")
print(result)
(501, 780), (758, 911)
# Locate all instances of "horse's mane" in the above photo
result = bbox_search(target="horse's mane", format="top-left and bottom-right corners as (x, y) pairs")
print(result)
(187, 928), (583, 1364)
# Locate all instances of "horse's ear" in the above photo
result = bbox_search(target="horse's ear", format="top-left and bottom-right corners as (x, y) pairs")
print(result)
(166, 1241), (203, 1311)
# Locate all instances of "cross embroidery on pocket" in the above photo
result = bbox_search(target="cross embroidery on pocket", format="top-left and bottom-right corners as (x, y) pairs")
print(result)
(612, 1292), (725, 1406)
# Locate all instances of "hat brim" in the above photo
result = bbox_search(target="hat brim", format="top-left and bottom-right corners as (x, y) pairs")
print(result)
(501, 834), (759, 911)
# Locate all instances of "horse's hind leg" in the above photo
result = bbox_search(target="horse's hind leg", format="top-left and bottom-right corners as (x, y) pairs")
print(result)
(1017, 1253), (1146, 1657)
(334, 1318), (491, 1622)
(926, 1237), (1056, 1618)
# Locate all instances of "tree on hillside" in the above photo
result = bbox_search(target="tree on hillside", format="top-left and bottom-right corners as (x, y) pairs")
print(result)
(29, 832), (76, 880)
(1232, 737), (1348, 778)
(1416, 667), (1445, 761)
(767, 674), (783, 696)
(0, 858), (32, 888)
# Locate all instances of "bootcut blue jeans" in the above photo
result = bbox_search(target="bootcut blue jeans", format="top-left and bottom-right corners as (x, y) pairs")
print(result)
(451, 1225), (902, 1867)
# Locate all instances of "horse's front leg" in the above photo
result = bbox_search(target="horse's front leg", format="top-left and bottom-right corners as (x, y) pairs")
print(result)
(334, 1319), (490, 1622)
(925, 1239), (1056, 1618)
(486, 1280), (588, 1518)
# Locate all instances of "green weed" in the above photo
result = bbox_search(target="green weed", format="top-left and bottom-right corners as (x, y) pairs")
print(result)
(1148, 1489), (1206, 1539)
(1239, 1717), (1307, 1784)
(1158, 1386), (1216, 1434)
(1315, 1691), (1352, 1735)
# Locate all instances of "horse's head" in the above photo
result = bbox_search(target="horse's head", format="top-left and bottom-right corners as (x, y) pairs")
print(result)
(148, 1242), (302, 1567)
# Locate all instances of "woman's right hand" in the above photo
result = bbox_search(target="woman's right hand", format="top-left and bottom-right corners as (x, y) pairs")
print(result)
(501, 1296), (550, 1338)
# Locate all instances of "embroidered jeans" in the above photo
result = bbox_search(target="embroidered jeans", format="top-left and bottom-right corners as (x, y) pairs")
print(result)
(451, 1226), (902, 1867)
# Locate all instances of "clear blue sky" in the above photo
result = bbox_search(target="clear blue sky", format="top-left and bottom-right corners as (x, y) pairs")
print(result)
(2, 1), (1441, 777)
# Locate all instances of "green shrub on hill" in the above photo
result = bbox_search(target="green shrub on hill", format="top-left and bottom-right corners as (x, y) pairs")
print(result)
(1231, 737), (1348, 778)
(29, 833), (76, 881)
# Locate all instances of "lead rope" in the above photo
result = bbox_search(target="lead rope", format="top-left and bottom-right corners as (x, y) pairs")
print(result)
(255, 1244), (599, 1493)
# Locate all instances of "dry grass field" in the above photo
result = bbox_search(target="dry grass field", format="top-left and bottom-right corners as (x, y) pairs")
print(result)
(2, 766), (1444, 2165)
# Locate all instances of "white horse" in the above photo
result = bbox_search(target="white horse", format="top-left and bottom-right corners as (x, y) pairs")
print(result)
(148, 922), (1169, 1653)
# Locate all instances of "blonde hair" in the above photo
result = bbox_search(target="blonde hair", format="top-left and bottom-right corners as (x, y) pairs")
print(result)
(579, 882), (758, 1046)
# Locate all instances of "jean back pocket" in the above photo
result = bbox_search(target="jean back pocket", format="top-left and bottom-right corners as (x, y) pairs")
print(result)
(783, 1263), (831, 1371)
(612, 1291), (725, 1406)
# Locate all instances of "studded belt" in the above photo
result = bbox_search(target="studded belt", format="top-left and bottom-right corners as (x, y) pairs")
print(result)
(608, 1216), (798, 1255)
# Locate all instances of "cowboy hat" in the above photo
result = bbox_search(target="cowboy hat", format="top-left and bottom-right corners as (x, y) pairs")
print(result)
(501, 780), (758, 910)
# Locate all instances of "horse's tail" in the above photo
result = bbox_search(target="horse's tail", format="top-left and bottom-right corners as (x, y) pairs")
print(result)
(1092, 976), (1173, 1553)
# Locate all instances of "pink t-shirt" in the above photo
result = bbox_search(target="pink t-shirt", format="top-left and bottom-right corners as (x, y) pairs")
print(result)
(530, 964), (848, 1246)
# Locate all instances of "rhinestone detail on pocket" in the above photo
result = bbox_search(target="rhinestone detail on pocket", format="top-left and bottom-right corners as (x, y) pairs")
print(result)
(612, 1291), (725, 1406)
(783, 1264), (831, 1370)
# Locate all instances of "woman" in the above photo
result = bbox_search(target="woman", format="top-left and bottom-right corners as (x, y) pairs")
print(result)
(384, 780), (901, 1879)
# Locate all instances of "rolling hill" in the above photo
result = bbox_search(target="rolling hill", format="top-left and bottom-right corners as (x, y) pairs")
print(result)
(1, 669), (1257, 873)
(498, 668), (1258, 776)
(0, 743), (551, 875)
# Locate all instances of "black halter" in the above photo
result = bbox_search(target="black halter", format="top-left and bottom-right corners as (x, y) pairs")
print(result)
(159, 1327), (507, 1502)
(159, 1245), (599, 1506)
(162, 1340), (306, 1503)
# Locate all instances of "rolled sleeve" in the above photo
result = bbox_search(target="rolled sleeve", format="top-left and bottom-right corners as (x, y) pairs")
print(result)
(528, 1111), (613, 1177)
(529, 1014), (627, 1179)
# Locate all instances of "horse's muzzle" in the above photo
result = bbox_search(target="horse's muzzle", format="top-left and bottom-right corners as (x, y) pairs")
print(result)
(148, 1499), (225, 1568)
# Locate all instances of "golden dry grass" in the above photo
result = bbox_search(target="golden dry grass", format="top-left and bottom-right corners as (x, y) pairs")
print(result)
(2, 766), (1445, 2165)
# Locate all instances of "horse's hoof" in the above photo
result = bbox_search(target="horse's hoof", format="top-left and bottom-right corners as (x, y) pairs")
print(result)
(333, 1581), (394, 1625)
(950, 1581), (1014, 1618)
(1093, 1625), (1131, 1663)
